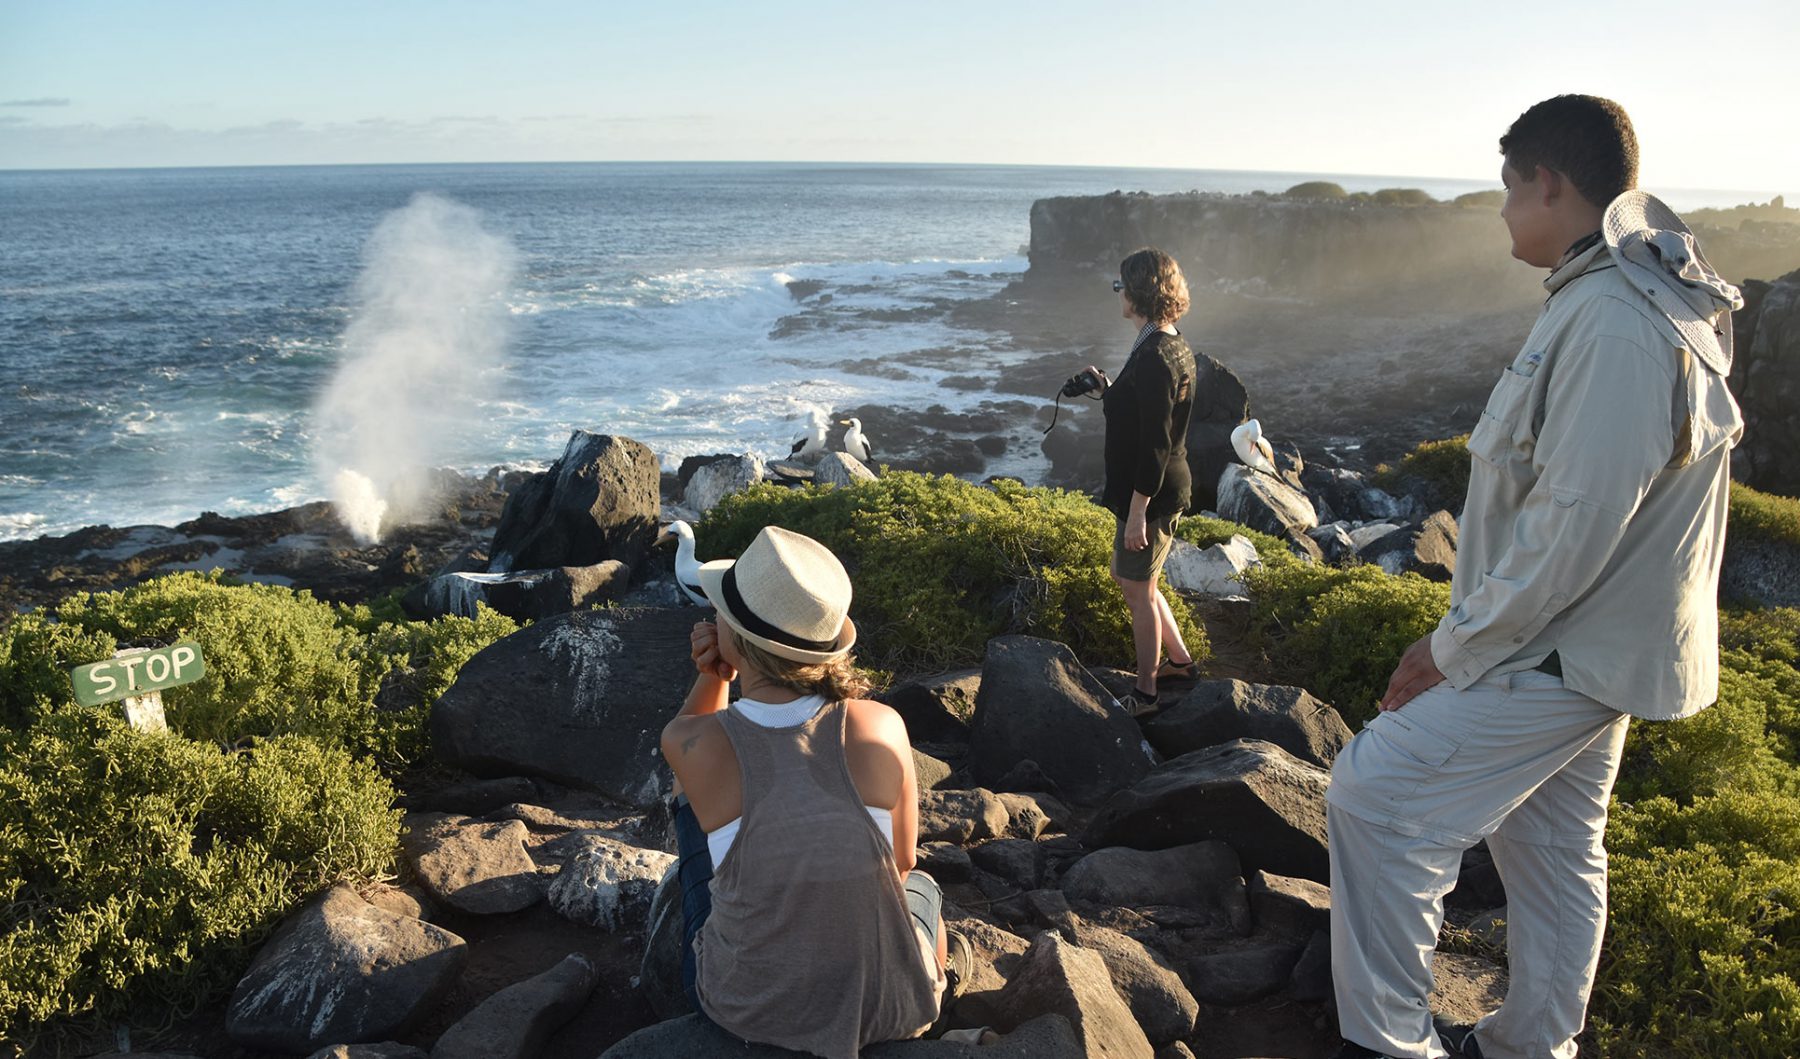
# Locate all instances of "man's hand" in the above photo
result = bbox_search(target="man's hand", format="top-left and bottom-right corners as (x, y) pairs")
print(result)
(1380, 634), (1445, 711)
(691, 621), (736, 682)
(1125, 509), (1149, 551)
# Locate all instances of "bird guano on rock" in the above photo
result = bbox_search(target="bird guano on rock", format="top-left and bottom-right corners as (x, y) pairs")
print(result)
(655, 520), (710, 607)
(1230, 418), (1279, 476)
(839, 417), (873, 463)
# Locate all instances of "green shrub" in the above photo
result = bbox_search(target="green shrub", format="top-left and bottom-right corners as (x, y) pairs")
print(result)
(0, 710), (399, 1043)
(698, 473), (1206, 675)
(1371, 435), (1471, 511)
(1175, 515), (1305, 573)
(1453, 189), (1507, 208)
(1283, 181), (1349, 200)
(1729, 482), (1800, 551)
(1371, 187), (1436, 207)
(1238, 562), (1449, 725)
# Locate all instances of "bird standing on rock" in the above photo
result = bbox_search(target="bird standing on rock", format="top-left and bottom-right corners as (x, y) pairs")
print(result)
(655, 520), (710, 607)
(788, 413), (828, 460)
(839, 418), (873, 463)
(1230, 418), (1279, 476)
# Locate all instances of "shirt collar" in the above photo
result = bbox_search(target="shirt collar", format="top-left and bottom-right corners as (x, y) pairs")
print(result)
(1543, 232), (1612, 296)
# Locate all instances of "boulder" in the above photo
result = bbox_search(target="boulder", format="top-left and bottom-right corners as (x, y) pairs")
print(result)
(406, 563), (632, 621)
(1306, 521), (1358, 565)
(546, 834), (677, 931)
(401, 814), (543, 915)
(918, 841), (974, 882)
(969, 636), (1155, 807)
(488, 431), (660, 573)
(1728, 269), (1800, 495)
(913, 748), (954, 791)
(1185, 937), (1307, 1005)
(597, 1012), (1084, 1058)
(227, 885), (465, 1052)
(1144, 678), (1351, 769)
(1061, 921), (1200, 1045)
(1161, 535), (1260, 598)
(1086, 739), (1331, 883)
(639, 865), (693, 1020)
(1216, 464), (1318, 539)
(406, 775), (541, 815)
(879, 669), (980, 743)
(683, 454), (765, 514)
(430, 953), (595, 1059)
(431, 607), (694, 806)
(986, 932), (1153, 1059)
(1181, 353), (1254, 514)
(1058, 842), (1250, 937)
(363, 885), (434, 923)
(918, 787), (1011, 846)
(996, 791), (1064, 841)
(814, 451), (879, 487)
(1359, 509), (1459, 582)
(1287, 929), (1334, 1002)
(1247, 870), (1332, 937)
(970, 839), (1045, 891)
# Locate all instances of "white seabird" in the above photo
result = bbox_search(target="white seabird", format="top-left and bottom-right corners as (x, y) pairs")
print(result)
(656, 520), (710, 607)
(839, 417), (873, 462)
(1230, 418), (1279, 476)
(788, 412), (828, 460)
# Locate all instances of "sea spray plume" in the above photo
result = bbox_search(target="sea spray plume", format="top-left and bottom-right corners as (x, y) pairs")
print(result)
(313, 193), (518, 544)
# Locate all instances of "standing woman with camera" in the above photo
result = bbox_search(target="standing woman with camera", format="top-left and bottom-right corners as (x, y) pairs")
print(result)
(1084, 247), (1199, 712)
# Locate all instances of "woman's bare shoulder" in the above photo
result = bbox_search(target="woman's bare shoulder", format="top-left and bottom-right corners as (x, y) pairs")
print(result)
(661, 711), (729, 764)
(842, 697), (908, 743)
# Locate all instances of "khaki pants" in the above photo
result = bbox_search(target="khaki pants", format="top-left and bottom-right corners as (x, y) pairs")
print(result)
(1326, 668), (1630, 1059)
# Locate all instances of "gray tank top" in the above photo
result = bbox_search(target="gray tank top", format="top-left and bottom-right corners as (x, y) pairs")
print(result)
(693, 700), (939, 1058)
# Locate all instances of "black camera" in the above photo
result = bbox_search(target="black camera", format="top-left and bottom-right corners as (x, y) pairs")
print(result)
(1060, 368), (1104, 398)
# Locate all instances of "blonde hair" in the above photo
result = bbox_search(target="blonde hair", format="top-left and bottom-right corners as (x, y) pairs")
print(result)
(724, 624), (872, 701)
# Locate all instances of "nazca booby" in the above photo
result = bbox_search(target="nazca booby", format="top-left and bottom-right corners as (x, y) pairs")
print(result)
(656, 520), (710, 607)
(839, 417), (873, 462)
(1230, 418), (1279, 476)
(788, 412), (828, 460)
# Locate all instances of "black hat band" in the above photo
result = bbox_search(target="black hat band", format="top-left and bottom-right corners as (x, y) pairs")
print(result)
(720, 564), (840, 652)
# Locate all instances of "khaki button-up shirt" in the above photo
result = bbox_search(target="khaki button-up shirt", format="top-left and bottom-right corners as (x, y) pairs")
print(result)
(1429, 241), (1743, 720)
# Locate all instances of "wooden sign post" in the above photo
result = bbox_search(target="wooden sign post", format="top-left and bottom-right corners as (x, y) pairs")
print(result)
(71, 642), (206, 731)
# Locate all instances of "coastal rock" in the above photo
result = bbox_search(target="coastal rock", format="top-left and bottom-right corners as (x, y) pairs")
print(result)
(1161, 535), (1260, 598)
(597, 1013), (1084, 1058)
(226, 885), (466, 1052)
(918, 787), (1011, 845)
(1287, 929), (1335, 1002)
(1183, 936), (1308, 1005)
(1216, 464), (1318, 540)
(1144, 678), (1351, 769)
(546, 834), (677, 931)
(1061, 921), (1200, 1045)
(1182, 354), (1254, 514)
(970, 838), (1046, 891)
(401, 814), (543, 915)
(406, 776), (540, 816)
(1306, 521), (1359, 564)
(682, 453), (765, 514)
(429, 952), (596, 1059)
(1728, 269), (1800, 495)
(639, 865), (693, 1020)
(986, 932), (1153, 1059)
(879, 668), (980, 743)
(969, 635), (1155, 806)
(814, 451), (879, 487)
(913, 747), (954, 791)
(487, 431), (660, 574)
(406, 562), (631, 621)
(1059, 842), (1250, 936)
(1358, 509), (1458, 582)
(431, 607), (694, 806)
(1247, 870), (1332, 937)
(1086, 739), (1331, 884)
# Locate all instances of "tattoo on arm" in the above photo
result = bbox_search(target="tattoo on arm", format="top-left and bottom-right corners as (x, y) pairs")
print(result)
(681, 734), (701, 756)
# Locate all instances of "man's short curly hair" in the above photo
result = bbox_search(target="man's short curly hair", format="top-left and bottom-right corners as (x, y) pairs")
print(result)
(1119, 247), (1190, 325)
(1499, 94), (1638, 208)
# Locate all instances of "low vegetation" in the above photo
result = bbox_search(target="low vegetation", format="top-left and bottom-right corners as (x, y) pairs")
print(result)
(698, 472), (1206, 675)
(1453, 189), (1506, 209)
(1371, 434), (1473, 513)
(1282, 180), (1349, 200)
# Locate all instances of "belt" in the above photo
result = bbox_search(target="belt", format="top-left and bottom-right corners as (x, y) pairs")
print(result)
(1534, 651), (1563, 677)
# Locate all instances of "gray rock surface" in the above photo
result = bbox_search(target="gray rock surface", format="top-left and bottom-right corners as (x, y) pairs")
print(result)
(431, 606), (694, 805)
(401, 813), (543, 915)
(987, 932), (1153, 1059)
(969, 839), (1045, 891)
(407, 562), (632, 621)
(1183, 936), (1308, 1005)
(547, 834), (677, 931)
(430, 952), (597, 1059)
(1086, 739), (1332, 883)
(918, 787), (1011, 846)
(1728, 268), (1800, 496)
(488, 430), (660, 573)
(1216, 464), (1319, 539)
(814, 451), (879, 487)
(1145, 678), (1351, 769)
(597, 1012), (1084, 1057)
(1061, 921), (1199, 1046)
(1059, 842), (1250, 936)
(879, 668), (980, 742)
(1247, 870), (1332, 937)
(1161, 535), (1260, 598)
(969, 635), (1155, 806)
(638, 864), (693, 1021)
(227, 885), (466, 1052)
(682, 453), (765, 513)
(1359, 509), (1458, 582)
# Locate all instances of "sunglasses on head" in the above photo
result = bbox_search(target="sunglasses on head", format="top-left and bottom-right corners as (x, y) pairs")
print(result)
(1111, 279), (1125, 293)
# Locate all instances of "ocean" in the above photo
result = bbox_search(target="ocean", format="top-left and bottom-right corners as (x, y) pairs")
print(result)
(0, 162), (1765, 541)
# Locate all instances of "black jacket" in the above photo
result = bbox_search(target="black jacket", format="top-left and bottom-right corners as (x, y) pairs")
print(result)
(1101, 330), (1196, 519)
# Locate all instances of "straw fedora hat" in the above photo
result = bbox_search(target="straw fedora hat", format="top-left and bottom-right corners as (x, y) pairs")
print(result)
(697, 526), (857, 664)
(1602, 190), (1742, 375)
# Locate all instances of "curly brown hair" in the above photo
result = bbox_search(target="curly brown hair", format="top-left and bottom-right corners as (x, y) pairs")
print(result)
(725, 625), (873, 702)
(1119, 247), (1190, 325)
(1500, 94), (1638, 207)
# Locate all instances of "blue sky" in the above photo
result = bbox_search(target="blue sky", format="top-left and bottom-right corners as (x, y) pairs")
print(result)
(2, 0), (1795, 193)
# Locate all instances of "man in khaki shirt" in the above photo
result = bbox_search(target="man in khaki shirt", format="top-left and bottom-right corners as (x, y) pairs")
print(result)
(1326, 96), (1743, 1059)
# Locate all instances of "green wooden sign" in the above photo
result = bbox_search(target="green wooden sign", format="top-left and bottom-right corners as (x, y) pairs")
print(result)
(71, 643), (206, 707)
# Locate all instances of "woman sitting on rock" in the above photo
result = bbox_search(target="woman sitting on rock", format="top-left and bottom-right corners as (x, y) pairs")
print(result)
(660, 525), (954, 1058)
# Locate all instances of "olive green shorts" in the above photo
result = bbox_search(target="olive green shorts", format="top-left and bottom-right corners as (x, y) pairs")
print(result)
(1111, 511), (1180, 582)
